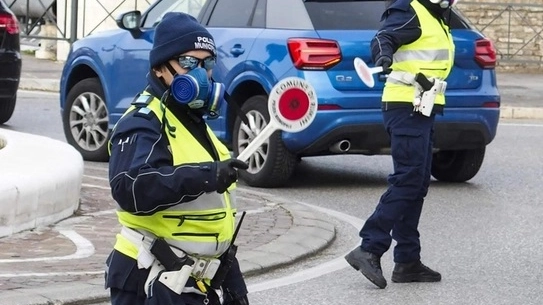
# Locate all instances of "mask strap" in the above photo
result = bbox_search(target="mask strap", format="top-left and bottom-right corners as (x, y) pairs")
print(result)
(165, 62), (178, 78)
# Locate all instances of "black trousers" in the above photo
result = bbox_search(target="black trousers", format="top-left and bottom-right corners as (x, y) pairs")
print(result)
(360, 107), (435, 263)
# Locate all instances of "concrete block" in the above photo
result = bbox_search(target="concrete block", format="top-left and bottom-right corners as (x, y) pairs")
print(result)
(0, 182), (18, 236)
(0, 129), (84, 238)
(14, 178), (40, 228)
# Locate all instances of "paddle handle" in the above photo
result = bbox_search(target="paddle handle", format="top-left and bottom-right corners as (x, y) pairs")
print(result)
(236, 121), (278, 162)
(369, 66), (383, 74)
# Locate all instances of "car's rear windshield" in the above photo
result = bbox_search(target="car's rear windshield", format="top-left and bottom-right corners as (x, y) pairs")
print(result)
(304, 0), (387, 30)
(304, 0), (470, 30)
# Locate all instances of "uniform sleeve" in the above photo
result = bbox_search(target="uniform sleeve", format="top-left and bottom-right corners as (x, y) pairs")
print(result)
(108, 110), (219, 215)
(370, 2), (422, 62)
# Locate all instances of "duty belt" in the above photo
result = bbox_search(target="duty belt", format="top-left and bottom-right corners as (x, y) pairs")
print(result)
(120, 226), (221, 281)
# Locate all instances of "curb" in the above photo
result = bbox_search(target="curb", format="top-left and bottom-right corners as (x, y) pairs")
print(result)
(237, 189), (336, 276)
(19, 78), (60, 92)
(0, 129), (84, 238)
(500, 106), (543, 120)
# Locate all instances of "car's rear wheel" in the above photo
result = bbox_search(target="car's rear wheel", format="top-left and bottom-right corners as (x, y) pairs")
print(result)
(63, 78), (110, 161)
(431, 147), (486, 182)
(0, 94), (16, 125)
(233, 95), (296, 188)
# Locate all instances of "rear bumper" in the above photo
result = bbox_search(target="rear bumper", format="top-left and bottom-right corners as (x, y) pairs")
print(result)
(282, 107), (500, 156)
(0, 52), (21, 98)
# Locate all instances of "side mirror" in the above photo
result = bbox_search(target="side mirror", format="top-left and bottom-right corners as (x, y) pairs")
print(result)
(116, 11), (142, 38)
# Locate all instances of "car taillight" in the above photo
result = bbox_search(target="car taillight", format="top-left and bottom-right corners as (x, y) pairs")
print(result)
(475, 38), (496, 69)
(483, 101), (500, 108)
(287, 38), (341, 70)
(0, 13), (19, 35)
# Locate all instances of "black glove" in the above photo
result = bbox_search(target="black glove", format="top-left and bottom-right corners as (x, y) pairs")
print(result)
(375, 56), (392, 74)
(216, 159), (248, 193)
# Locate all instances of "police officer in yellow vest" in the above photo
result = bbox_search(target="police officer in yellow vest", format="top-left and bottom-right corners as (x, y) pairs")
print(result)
(105, 12), (249, 305)
(345, 0), (456, 289)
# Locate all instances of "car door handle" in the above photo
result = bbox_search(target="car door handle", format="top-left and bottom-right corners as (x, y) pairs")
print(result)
(230, 44), (245, 57)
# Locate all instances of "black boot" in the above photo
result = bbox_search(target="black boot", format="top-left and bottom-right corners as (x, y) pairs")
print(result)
(391, 261), (441, 283)
(345, 247), (387, 289)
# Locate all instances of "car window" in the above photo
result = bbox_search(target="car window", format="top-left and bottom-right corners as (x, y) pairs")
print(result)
(304, 0), (387, 30)
(250, 0), (266, 28)
(446, 9), (471, 30)
(207, 0), (258, 27)
(143, 0), (208, 28)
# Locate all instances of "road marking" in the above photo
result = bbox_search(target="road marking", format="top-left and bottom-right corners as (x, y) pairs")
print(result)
(83, 174), (109, 181)
(0, 230), (95, 263)
(82, 183), (111, 190)
(240, 188), (363, 293)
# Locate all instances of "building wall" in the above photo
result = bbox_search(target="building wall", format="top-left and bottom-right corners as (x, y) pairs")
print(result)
(52, 0), (543, 72)
(56, 0), (152, 60)
(455, 0), (543, 72)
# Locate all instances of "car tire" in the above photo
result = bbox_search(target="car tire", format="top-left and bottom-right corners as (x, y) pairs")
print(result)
(0, 94), (16, 125)
(63, 78), (110, 161)
(233, 95), (296, 188)
(431, 147), (486, 182)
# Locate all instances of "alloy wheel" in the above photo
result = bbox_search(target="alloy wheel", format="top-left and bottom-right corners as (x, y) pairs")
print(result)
(69, 92), (109, 152)
(237, 109), (269, 174)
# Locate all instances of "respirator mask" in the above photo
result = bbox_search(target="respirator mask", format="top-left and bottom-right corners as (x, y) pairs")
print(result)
(168, 55), (224, 119)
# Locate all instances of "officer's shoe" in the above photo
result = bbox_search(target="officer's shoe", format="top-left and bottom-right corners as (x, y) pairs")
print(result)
(391, 261), (441, 283)
(344, 247), (387, 289)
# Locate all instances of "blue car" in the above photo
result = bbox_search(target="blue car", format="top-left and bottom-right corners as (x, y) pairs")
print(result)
(60, 0), (500, 187)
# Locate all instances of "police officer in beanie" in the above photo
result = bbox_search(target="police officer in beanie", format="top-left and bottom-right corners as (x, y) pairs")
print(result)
(345, 0), (457, 289)
(105, 12), (249, 305)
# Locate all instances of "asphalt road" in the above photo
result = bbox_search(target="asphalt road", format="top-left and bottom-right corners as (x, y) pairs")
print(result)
(5, 90), (543, 305)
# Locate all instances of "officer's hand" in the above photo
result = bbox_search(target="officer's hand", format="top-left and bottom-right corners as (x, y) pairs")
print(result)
(375, 56), (392, 74)
(216, 159), (248, 193)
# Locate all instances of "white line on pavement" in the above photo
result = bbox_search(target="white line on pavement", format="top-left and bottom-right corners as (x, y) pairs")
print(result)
(83, 175), (109, 181)
(241, 188), (364, 293)
(82, 183), (111, 190)
(0, 230), (95, 264)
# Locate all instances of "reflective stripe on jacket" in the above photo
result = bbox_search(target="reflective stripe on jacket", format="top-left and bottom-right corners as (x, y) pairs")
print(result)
(114, 94), (236, 259)
(382, 0), (455, 105)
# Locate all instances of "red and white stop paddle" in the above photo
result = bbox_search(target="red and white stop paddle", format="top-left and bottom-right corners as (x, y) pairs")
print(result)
(353, 57), (384, 88)
(236, 77), (317, 162)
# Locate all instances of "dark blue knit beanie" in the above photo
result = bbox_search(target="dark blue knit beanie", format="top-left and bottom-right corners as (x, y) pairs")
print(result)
(149, 12), (216, 68)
